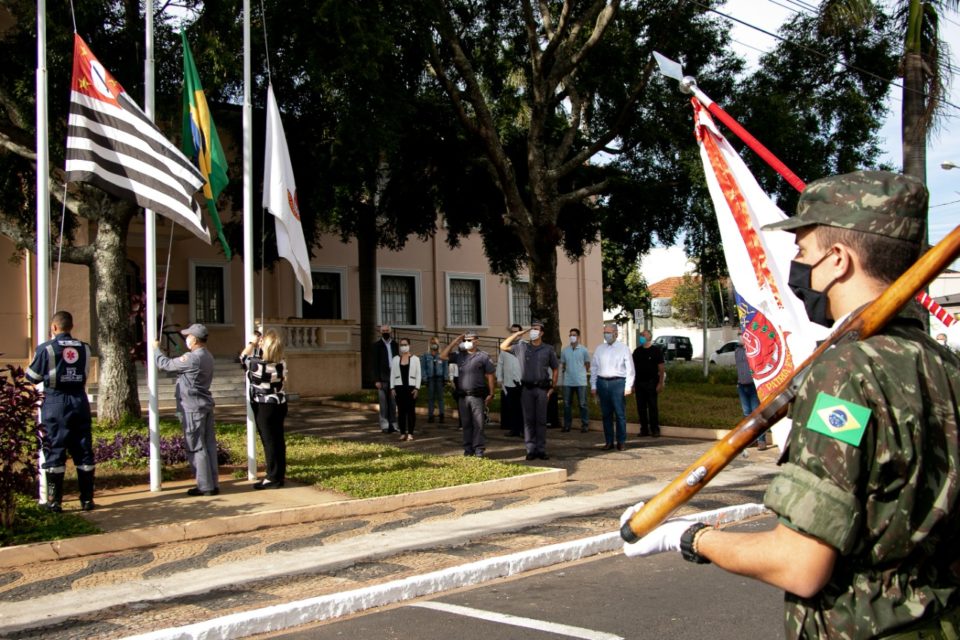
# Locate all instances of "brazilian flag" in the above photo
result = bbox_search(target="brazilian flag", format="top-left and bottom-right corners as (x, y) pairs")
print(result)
(181, 30), (231, 259)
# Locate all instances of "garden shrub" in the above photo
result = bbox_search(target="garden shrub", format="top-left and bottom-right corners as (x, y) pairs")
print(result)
(0, 364), (42, 528)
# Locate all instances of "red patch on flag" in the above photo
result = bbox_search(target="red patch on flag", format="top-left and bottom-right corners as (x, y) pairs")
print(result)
(72, 34), (124, 106)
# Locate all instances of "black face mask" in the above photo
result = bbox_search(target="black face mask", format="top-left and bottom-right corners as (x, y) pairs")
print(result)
(787, 251), (835, 328)
(382, 333), (391, 341)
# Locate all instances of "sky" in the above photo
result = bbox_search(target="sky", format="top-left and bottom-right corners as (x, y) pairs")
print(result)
(640, 0), (960, 284)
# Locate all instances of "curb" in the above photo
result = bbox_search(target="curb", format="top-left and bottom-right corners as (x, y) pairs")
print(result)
(121, 503), (769, 640)
(0, 467), (565, 568)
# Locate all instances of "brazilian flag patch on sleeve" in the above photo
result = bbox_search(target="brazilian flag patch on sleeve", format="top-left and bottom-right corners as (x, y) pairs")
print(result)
(805, 392), (871, 446)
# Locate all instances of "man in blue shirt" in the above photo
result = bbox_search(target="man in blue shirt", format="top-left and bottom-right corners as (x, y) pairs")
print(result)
(560, 328), (591, 432)
(422, 336), (448, 424)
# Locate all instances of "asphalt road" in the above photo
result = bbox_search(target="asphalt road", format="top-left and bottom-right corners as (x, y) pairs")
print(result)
(264, 517), (785, 640)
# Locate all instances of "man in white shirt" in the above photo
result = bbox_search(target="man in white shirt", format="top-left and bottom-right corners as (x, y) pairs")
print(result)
(591, 323), (635, 451)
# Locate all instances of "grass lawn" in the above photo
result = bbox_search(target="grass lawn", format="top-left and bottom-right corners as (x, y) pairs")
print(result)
(1, 416), (536, 547)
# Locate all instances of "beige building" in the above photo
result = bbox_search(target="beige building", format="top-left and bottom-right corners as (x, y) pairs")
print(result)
(1, 216), (603, 398)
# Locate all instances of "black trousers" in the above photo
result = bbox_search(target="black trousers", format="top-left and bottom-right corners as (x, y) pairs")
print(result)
(395, 386), (417, 434)
(634, 386), (660, 435)
(253, 402), (288, 483)
(501, 386), (523, 435)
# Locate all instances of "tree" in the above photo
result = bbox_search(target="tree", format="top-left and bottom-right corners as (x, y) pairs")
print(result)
(0, 1), (191, 423)
(601, 238), (649, 323)
(736, 8), (898, 213)
(424, 0), (743, 347)
(818, 0), (958, 183)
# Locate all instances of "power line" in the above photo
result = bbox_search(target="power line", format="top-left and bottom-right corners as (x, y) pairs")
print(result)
(764, 0), (805, 15)
(700, 0), (960, 113)
(930, 198), (960, 208)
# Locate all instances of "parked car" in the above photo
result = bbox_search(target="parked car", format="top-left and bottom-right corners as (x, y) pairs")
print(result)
(710, 340), (740, 366)
(653, 335), (693, 361)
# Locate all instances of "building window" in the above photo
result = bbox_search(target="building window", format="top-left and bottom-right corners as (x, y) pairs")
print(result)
(194, 264), (226, 324)
(302, 270), (344, 320)
(380, 274), (418, 326)
(448, 276), (483, 326)
(510, 280), (531, 327)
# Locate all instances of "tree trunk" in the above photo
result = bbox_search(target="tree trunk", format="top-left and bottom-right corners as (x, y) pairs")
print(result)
(527, 229), (562, 350)
(358, 208), (378, 389)
(900, 51), (927, 183)
(93, 217), (141, 423)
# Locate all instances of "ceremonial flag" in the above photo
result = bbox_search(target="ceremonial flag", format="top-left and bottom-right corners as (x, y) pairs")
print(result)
(65, 34), (210, 242)
(263, 84), (313, 303)
(181, 31), (231, 259)
(693, 100), (828, 409)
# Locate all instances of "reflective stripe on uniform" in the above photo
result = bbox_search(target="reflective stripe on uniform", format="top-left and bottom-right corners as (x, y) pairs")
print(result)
(45, 344), (57, 389)
(46, 465), (67, 474)
(76, 464), (95, 472)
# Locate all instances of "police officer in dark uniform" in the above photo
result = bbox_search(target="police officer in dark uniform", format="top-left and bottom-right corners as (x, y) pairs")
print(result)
(25, 310), (96, 512)
(501, 319), (559, 460)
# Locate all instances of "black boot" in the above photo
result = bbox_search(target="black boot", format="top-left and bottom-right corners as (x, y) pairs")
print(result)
(45, 472), (65, 513)
(77, 468), (96, 511)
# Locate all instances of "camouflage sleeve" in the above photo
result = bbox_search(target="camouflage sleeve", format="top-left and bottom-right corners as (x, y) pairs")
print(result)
(763, 344), (877, 554)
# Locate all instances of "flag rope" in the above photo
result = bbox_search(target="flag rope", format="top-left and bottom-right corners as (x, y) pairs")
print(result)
(52, 182), (68, 313)
(158, 221), (175, 343)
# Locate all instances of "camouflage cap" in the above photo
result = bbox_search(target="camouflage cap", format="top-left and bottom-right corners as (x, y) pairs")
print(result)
(762, 170), (927, 242)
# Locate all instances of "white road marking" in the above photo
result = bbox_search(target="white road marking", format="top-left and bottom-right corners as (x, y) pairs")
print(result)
(411, 601), (624, 640)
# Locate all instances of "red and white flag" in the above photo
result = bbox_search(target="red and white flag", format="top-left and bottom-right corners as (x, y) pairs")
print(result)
(65, 34), (209, 242)
(263, 84), (313, 304)
(693, 101), (828, 444)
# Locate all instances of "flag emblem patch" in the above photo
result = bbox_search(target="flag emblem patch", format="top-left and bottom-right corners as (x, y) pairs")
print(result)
(806, 392), (871, 446)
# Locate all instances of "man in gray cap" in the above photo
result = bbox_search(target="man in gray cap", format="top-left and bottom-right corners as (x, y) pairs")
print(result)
(502, 319), (559, 460)
(154, 324), (219, 496)
(620, 171), (960, 639)
(440, 330), (495, 457)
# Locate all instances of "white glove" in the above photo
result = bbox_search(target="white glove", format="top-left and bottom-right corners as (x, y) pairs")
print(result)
(620, 502), (697, 558)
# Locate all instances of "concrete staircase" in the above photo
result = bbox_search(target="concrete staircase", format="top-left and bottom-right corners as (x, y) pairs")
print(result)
(89, 358), (248, 412)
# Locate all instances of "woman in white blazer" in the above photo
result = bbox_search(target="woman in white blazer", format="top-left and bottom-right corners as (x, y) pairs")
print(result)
(390, 337), (421, 440)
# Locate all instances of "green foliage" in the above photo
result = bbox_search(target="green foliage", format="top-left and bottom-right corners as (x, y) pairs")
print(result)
(601, 238), (649, 320)
(0, 493), (100, 546)
(667, 274), (736, 328)
(736, 8), (898, 211)
(0, 365), (42, 529)
(665, 362), (739, 385)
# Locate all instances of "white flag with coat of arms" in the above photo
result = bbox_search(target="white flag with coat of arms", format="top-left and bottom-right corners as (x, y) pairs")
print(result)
(263, 84), (313, 303)
(693, 100), (828, 449)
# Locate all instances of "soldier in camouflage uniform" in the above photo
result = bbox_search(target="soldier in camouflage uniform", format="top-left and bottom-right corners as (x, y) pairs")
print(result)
(620, 170), (960, 639)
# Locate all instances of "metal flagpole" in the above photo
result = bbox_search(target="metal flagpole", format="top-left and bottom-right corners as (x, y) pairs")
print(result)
(144, 0), (162, 491)
(36, 0), (50, 504)
(653, 52), (806, 192)
(244, 0), (257, 480)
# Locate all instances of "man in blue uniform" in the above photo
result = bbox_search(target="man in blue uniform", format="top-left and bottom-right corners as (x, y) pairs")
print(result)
(25, 311), (96, 512)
